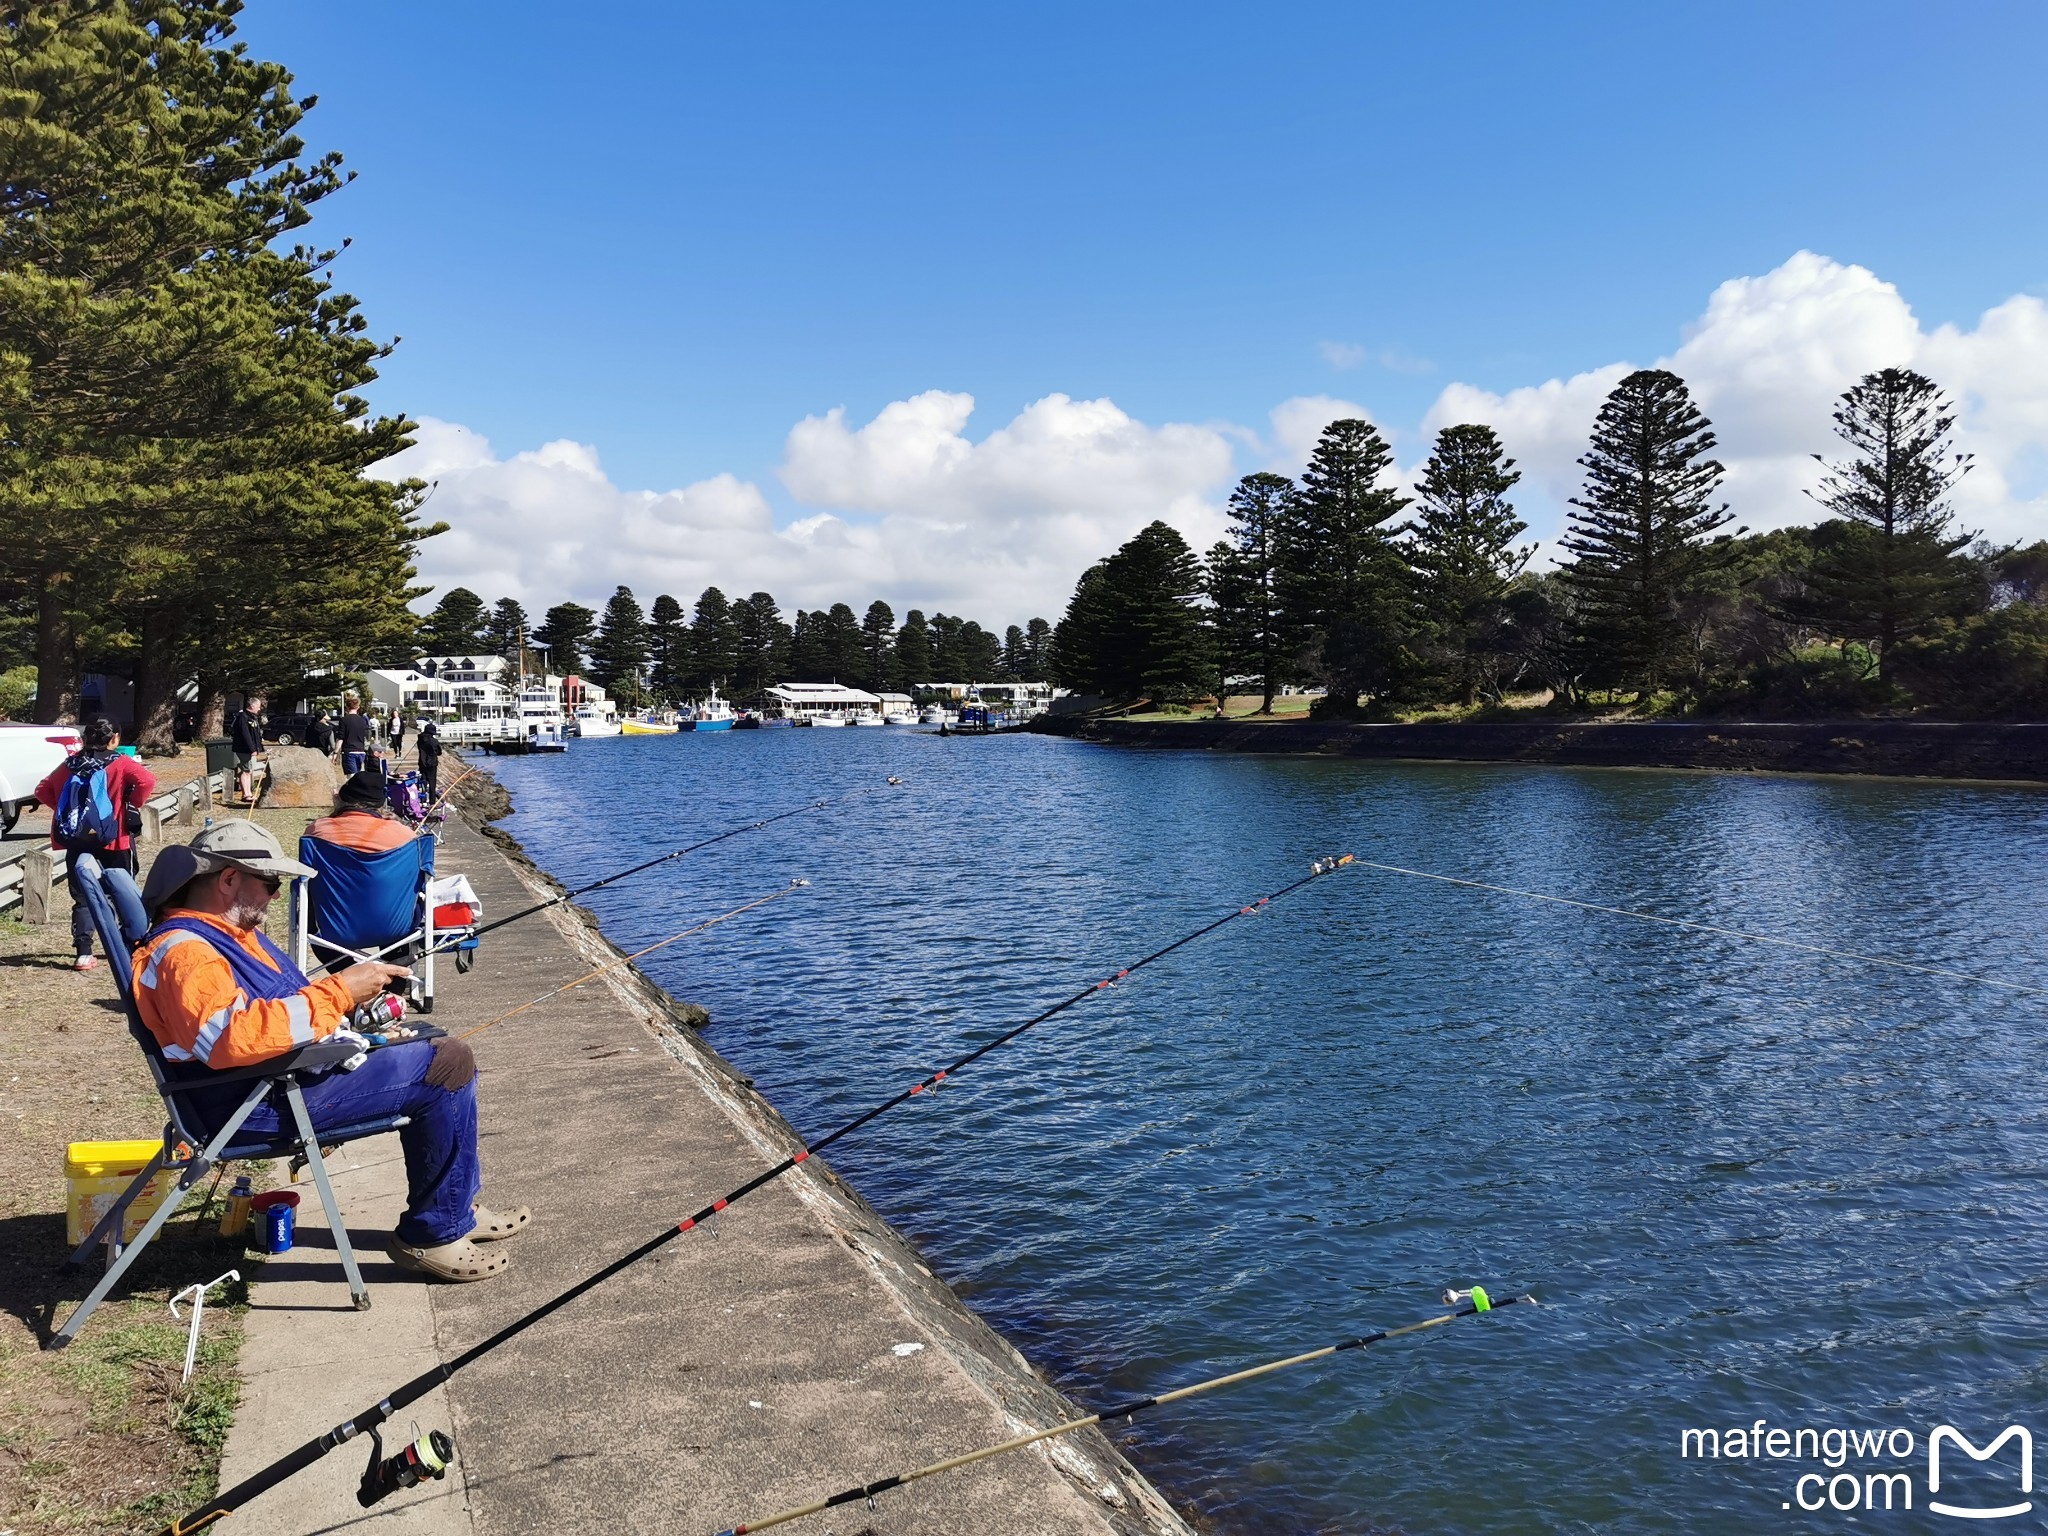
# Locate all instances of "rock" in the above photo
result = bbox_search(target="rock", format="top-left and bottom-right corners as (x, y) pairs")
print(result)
(669, 1001), (711, 1029)
(263, 745), (339, 808)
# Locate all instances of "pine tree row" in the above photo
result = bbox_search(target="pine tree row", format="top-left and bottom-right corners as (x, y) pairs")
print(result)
(1052, 367), (2047, 719)
(417, 585), (1054, 705)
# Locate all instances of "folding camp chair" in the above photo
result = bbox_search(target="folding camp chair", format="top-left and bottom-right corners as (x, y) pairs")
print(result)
(48, 946), (407, 1349)
(289, 834), (475, 1012)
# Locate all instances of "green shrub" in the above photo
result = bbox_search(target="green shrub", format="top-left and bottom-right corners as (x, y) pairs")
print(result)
(0, 663), (35, 719)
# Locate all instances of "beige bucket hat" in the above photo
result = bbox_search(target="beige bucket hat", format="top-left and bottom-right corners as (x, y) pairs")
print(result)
(141, 819), (317, 914)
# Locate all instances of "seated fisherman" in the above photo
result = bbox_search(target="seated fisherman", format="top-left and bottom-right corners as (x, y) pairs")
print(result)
(306, 768), (417, 854)
(131, 820), (528, 1282)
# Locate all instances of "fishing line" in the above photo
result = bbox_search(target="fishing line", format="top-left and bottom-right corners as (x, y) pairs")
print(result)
(1348, 856), (2048, 998)
(456, 881), (808, 1042)
(459, 780), (900, 946)
(153, 853), (1360, 1536)
(713, 1287), (1536, 1535)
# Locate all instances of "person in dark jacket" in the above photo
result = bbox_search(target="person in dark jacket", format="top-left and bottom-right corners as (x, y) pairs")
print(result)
(227, 697), (265, 806)
(307, 710), (337, 756)
(337, 698), (373, 775)
(416, 720), (444, 803)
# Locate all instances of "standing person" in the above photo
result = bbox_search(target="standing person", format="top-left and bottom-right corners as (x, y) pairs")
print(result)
(337, 698), (372, 776)
(416, 720), (444, 806)
(391, 710), (407, 756)
(34, 717), (156, 973)
(227, 695), (265, 806)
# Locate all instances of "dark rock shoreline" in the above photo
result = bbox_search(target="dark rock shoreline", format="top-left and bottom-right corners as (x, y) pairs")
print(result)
(1031, 715), (2048, 784)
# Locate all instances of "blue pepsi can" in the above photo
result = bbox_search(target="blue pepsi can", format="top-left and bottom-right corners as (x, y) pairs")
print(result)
(261, 1198), (296, 1254)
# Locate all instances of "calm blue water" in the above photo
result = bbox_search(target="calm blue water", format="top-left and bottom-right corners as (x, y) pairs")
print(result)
(484, 731), (2048, 1534)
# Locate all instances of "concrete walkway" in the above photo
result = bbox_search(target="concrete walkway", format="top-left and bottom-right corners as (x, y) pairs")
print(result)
(217, 797), (1187, 1536)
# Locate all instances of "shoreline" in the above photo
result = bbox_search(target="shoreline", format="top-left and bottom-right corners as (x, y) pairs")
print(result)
(444, 759), (1195, 1536)
(1028, 714), (2048, 784)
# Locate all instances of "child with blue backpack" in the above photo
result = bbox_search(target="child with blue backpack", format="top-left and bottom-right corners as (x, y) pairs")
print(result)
(33, 716), (156, 973)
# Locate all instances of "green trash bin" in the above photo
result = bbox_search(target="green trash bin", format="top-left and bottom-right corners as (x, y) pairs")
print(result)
(202, 736), (235, 778)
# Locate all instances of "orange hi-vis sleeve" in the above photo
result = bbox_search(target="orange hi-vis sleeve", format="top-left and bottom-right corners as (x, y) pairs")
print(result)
(131, 912), (356, 1069)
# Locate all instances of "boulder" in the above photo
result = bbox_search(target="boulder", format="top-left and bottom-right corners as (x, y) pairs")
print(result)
(263, 744), (339, 808)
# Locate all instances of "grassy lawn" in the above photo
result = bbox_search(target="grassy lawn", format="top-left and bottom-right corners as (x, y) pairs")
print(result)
(0, 761), (320, 1534)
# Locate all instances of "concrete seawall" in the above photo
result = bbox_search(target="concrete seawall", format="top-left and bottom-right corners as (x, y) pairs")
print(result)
(1030, 715), (2048, 783)
(214, 764), (1194, 1536)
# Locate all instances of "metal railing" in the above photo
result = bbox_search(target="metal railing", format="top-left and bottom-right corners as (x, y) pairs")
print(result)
(0, 769), (230, 922)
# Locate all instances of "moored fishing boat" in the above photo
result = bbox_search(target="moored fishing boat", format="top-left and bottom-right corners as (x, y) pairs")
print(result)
(620, 713), (679, 735)
(692, 685), (736, 731)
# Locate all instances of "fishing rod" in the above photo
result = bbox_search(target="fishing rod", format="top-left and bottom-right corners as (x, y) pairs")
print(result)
(714, 1285), (1535, 1536)
(455, 881), (808, 1043)
(153, 852), (1360, 1535)
(1347, 856), (2048, 997)
(460, 780), (900, 946)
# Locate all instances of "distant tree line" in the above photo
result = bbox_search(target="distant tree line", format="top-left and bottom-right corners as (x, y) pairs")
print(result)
(0, 5), (436, 748)
(1051, 367), (2048, 720)
(416, 584), (1053, 705)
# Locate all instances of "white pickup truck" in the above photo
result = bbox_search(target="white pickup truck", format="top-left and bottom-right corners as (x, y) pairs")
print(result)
(0, 721), (82, 835)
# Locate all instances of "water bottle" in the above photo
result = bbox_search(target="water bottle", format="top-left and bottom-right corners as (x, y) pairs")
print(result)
(220, 1175), (254, 1238)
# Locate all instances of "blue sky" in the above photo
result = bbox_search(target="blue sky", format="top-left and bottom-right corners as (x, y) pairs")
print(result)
(232, 1), (2048, 620)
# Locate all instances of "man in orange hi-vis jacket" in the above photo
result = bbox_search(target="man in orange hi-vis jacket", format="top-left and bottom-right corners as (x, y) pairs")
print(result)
(132, 821), (529, 1283)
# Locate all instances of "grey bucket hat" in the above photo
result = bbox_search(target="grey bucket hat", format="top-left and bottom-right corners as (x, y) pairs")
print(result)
(141, 818), (317, 914)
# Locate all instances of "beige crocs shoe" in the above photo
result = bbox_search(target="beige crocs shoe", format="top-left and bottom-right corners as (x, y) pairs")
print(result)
(386, 1234), (508, 1283)
(470, 1203), (531, 1242)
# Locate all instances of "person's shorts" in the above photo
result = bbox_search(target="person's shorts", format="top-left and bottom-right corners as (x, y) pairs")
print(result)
(234, 751), (255, 774)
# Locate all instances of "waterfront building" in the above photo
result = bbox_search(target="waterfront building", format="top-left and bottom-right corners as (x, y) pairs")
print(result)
(764, 682), (884, 724)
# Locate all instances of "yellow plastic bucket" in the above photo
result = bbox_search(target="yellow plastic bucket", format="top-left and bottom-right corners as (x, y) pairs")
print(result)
(64, 1139), (177, 1247)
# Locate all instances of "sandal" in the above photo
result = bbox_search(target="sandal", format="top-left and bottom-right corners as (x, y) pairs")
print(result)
(386, 1234), (508, 1283)
(470, 1203), (532, 1242)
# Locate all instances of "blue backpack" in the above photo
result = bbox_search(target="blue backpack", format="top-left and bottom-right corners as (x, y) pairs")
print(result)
(55, 754), (118, 852)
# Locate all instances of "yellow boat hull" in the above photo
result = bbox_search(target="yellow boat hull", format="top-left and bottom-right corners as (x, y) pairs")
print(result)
(619, 719), (680, 735)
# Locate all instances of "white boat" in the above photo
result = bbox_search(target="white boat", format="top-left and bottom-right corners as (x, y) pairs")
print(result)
(569, 703), (621, 738)
(692, 686), (736, 731)
(918, 704), (950, 726)
(852, 711), (886, 726)
(883, 706), (917, 725)
(811, 710), (849, 728)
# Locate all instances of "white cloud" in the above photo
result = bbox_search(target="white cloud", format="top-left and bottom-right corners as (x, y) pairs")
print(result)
(1319, 340), (1368, 370)
(384, 253), (2048, 627)
(1265, 395), (1375, 474)
(386, 392), (1237, 625)
(1421, 251), (2048, 553)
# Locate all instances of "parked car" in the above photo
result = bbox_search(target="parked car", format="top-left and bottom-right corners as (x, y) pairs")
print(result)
(0, 721), (82, 834)
(264, 712), (321, 746)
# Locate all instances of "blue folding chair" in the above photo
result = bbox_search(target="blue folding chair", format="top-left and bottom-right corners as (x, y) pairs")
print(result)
(289, 835), (474, 1012)
(49, 916), (404, 1348)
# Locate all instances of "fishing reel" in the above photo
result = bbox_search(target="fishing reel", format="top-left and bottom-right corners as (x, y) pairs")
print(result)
(357, 1423), (455, 1507)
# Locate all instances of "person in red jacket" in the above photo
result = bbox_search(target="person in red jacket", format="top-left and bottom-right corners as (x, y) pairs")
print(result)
(34, 716), (156, 973)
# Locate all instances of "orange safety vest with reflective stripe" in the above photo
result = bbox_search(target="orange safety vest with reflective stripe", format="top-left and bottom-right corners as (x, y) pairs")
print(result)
(130, 911), (356, 1070)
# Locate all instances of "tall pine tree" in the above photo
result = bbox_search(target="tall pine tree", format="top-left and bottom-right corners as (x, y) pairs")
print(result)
(1406, 425), (1530, 704)
(1209, 471), (1295, 713)
(1790, 368), (1976, 681)
(533, 601), (597, 674)
(647, 593), (690, 703)
(1276, 420), (1412, 713)
(483, 598), (528, 658)
(420, 588), (488, 655)
(587, 585), (650, 701)
(688, 587), (739, 692)
(1559, 370), (1732, 694)
(860, 600), (895, 688)
(893, 610), (933, 688)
